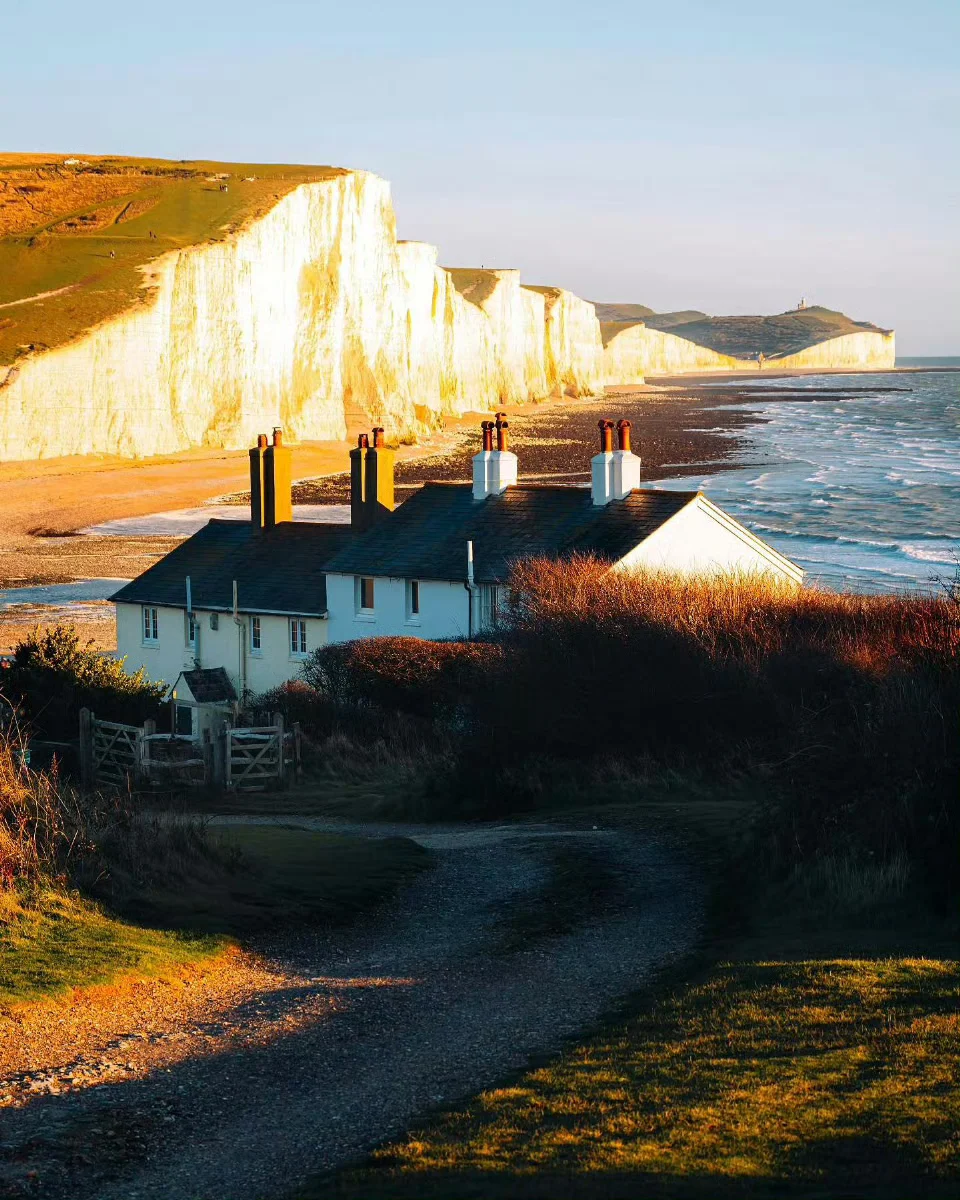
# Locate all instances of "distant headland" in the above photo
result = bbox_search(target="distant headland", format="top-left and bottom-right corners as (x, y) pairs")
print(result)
(596, 303), (895, 379)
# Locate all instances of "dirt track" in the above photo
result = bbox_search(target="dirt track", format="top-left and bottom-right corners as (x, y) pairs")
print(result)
(0, 817), (702, 1200)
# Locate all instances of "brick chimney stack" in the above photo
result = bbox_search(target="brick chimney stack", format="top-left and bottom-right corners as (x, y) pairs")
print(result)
(350, 429), (395, 530)
(263, 427), (293, 528)
(473, 415), (518, 499)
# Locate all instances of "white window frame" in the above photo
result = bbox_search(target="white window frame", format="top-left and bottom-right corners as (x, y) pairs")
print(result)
(142, 605), (159, 645)
(185, 611), (197, 649)
(405, 578), (421, 624)
(289, 617), (308, 658)
(250, 615), (262, 655)
(478, 585), (501, 632)
(355, 576), (376, 620)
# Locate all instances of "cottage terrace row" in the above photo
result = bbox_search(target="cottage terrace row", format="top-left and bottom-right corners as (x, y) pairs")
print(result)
(112, 419), (801, 736)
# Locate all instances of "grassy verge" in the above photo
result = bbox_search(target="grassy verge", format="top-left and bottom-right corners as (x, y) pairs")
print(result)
(0, 887), (221, 1009)
(1, 825), (427, 1007)
(207, 824), (429, 930)
(324, 927), (959, 1199)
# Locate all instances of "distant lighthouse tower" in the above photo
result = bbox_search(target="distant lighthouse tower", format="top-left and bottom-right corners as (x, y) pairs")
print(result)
(798, 296), (808, 310)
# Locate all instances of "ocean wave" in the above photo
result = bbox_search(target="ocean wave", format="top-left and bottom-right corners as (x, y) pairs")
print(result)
(899, 543), (960, 565)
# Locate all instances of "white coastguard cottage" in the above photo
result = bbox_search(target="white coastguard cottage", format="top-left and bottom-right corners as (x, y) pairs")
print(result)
(113, 418), (801, 727)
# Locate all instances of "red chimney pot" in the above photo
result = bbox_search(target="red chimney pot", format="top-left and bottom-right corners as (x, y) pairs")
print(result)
(272, 427), (283, 447)
(497, 420), (510, 453)
(481, 420), (494, 452)
(372, 427), (385, 448)
(617, 419), (632, 452)
(257, 433), (268, 449)
(598, 419), (614, 453)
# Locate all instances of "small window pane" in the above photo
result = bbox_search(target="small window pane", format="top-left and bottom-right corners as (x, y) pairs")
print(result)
(410, 580), (420, 615)
(290, 618), (307, 655)
(360, 578), (375, 610)
(251, 616), (261, 650)
(175, 704), (193, 736)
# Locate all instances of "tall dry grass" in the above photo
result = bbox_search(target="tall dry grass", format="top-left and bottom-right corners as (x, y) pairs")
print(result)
(0, 723), (244, 928)
(493, 559), (960, 905)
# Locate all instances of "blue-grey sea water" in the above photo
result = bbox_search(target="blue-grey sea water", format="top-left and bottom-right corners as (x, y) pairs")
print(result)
(652, 363), (960, 592)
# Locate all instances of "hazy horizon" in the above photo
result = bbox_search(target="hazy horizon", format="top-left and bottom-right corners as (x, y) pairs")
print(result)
(4, 0), (957, 355)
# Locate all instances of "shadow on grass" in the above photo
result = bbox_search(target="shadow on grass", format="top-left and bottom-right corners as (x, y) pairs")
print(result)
(321, 1156), (958, 1200)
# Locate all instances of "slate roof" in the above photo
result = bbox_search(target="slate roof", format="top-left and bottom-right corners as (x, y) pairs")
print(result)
(111, 519), (351, 615)
(323, 484), (699, 584)
(182, 667), (237, 704)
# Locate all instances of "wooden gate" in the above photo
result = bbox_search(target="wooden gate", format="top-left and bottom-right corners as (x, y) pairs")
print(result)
(85, 714), (143, 787)
(79, 709), (297, 792)
(225, 722), (284, 789)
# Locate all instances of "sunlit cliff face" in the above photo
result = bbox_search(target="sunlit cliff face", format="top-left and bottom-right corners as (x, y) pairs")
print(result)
(0, 172), (605, 462)
(0, 168), (896, 463)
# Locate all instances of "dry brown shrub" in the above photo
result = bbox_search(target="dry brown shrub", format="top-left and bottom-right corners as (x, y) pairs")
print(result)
(303, 636), (500, 718)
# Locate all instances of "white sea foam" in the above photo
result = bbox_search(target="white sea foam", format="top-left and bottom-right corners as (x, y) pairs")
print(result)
(899, 543), (959, 565)
(651, 371), (959, 591)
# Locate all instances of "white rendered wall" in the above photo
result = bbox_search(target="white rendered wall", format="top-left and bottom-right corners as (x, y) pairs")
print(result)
(325, 575), (470, 644)
(616, 498), (802, 583)
(116, 602), (329, 695)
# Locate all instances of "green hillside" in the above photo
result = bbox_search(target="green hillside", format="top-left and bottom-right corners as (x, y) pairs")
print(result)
(595, 301), (892, 359)
(0, 154), (343, 368)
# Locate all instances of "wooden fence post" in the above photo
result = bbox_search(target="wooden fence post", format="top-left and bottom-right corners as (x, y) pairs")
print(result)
(273, 712), (286, 787)
(202, 728), (214, 787)
(79, 708), (93, 790)
(293, 721), (302, 779)
(140, 718), (156, 782)
(216, 720), (229, 788)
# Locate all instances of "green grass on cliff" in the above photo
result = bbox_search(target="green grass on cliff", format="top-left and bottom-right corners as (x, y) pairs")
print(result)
(596, 303), (891, 358)
(0, 154), (343, 368)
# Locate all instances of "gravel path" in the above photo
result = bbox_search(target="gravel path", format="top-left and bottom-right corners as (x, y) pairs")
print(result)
(0, 818), (703, 1200)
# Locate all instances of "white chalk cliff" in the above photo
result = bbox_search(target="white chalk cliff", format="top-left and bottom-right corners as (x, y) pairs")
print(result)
(0, 172), (605, 461)
(0, 168), (897, 462)
(602, 323), (895, 379)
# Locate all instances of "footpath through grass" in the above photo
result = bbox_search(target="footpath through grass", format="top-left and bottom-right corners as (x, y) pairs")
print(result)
(323, 926), (959, 1200)
(310, 787), (959, 1200)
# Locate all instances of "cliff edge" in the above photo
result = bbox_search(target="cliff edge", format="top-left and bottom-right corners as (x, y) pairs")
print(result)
(0, 154), (896, 462)
(0, 158), (603, 460)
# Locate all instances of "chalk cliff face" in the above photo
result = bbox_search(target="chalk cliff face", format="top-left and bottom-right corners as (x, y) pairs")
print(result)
(771, 331), (896, 371)
(603, 323), (895, 380)
(603, 325), (741, 381)
(0, 165), (897, 463)
(0, 173), (604, 461)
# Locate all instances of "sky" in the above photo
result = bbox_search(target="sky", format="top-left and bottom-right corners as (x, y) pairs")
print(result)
(3, 0), (958, 353)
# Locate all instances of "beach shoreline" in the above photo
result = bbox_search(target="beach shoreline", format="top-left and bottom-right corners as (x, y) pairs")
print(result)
(0, 368), (944, 649)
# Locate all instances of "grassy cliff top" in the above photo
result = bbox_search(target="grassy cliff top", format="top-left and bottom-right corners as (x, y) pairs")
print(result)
(0, 154), (345, 368)
(597, 302), (892, 358)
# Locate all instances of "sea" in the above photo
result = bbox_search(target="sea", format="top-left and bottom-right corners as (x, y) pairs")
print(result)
(650, 360), (960, 593)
